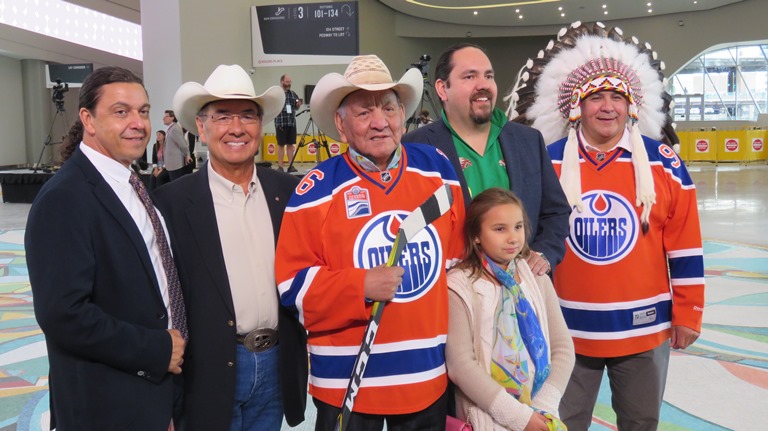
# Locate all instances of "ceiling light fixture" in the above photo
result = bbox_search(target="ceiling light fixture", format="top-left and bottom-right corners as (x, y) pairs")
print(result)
(473, 10), (477, 15)
(404, 1), (558, 11)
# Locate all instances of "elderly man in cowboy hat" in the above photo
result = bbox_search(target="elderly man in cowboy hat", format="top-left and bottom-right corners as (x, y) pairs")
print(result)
(275, 55), (466, 430)
(153, 64), (308, 431)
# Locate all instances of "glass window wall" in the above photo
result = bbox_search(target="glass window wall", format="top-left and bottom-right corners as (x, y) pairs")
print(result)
(670, 43), (767, 121)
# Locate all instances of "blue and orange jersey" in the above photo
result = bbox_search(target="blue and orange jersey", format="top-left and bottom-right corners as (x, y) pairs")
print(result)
(275, 143), (465, 414)
(547, 135), (705, 358)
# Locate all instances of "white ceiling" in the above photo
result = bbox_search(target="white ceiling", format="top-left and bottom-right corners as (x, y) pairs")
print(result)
(7, 0), (739, 69)
(64, 0), (141, 24)
(63, 0), (743, 28)
(377, 0), (743, 27)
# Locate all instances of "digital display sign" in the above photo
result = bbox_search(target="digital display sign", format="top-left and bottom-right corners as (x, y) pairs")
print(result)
(251, 2), (359, 67)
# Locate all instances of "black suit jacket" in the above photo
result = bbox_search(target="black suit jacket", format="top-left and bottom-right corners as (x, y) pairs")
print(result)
(154, 164), (307, 430)
(25, 148), (176, 431)
(403, 119), (571, 267)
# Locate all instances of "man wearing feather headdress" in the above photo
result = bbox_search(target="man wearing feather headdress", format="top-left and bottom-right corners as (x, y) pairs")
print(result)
(506, 22), (705, 430)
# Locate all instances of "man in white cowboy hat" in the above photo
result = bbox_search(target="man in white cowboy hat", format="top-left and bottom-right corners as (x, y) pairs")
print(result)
(403, 43), (571, 277)
(275, 54), (466, 430)
(153, 64), (308, 431)
(516, 25), (705, 430)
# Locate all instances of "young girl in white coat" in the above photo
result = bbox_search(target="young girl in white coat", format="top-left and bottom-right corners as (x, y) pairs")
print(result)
(446, 188), (574, 431)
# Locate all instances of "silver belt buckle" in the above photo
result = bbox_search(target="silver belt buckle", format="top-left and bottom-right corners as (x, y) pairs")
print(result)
(243, 328), (278, 353)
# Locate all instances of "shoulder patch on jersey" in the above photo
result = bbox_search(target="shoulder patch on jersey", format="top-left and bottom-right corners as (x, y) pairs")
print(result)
(353, 211), (443, 302)
(567, 190), (639, 265)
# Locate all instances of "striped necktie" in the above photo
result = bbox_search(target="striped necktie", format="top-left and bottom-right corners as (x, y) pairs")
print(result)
(129, 172), (188, 340)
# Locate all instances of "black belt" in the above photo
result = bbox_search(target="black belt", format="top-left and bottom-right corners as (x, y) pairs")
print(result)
(236, 328), (278, 353)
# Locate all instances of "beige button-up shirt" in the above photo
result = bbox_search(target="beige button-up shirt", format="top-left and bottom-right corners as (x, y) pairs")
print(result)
(208, 163), (277, 334)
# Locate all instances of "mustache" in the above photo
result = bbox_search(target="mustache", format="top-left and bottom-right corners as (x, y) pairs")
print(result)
(471, 90), (494, 101)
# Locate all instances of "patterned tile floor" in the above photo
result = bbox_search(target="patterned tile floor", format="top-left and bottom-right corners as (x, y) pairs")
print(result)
(0, 163), (765, 430)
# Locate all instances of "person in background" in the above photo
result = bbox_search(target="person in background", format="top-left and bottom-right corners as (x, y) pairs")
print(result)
(163, 109), (192, 181)
(26, 66), (186, 430)
(446, 188), (573, 431)
(184, 127), (197, 173)
(151, 130), (170, 189)
(403, 43), (570, 276)
(417, 109), (434, 127)
(274, 74), (302, 172)
(154, 64), (307, 431)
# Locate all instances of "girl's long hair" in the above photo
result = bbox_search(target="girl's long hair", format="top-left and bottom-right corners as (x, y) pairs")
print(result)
(454, 187), (532, 280)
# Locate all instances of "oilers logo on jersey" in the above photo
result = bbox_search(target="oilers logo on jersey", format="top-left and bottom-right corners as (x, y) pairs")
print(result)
(353, 210), (442, 303)
(568, 190), (638, 265)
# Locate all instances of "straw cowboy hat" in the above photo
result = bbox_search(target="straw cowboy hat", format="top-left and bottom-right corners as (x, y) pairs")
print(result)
(172, 64), (285, 135)
(310, 55), (423, 141)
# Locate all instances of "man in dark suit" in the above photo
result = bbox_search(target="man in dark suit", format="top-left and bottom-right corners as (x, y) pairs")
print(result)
(154, 64), (307, 431)
(403, 43), (571, 273)
(25, 67), (186, 430)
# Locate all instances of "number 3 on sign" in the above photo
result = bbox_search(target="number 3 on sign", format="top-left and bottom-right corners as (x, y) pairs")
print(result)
(298, 6), (303, 19)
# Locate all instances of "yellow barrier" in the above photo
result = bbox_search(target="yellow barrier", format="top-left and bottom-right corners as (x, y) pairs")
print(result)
(717, 131), (750, 162)
(683, 130), (717, 162)
(678, 129), (767, 163)
(676, 130), (691, 161)
(745, 129), (767, 162)
(261, 134), (348, 163)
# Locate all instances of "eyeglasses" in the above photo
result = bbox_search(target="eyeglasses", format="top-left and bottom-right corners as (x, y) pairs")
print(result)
(199, 113), (261, 125)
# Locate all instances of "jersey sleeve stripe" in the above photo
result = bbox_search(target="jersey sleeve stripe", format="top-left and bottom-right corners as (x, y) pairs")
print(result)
(668, 248), (704, 258)
(278, 266), (318, 326)
(669, 255), (705, 279)
(671, 277), (706, 286)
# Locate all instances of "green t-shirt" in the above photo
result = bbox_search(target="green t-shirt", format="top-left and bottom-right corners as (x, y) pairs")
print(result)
(443, 108), (510, 198)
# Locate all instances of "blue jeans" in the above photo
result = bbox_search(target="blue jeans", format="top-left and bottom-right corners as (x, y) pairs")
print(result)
(229, 343), (283, 431)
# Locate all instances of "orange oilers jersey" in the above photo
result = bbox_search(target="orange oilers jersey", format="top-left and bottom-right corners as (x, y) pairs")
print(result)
(275, 143), (465, 414)
(547, 135), (705, 358)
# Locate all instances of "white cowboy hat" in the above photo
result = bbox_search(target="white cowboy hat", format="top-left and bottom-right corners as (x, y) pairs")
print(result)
(172, 64), (285, 135)
(310, 55), (423, 141)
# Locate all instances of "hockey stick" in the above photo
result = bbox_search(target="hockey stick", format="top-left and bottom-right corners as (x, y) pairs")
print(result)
(334, 184), (454, 431)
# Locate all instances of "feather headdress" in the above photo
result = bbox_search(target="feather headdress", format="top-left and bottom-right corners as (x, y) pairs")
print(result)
(505, 21), (677, 234)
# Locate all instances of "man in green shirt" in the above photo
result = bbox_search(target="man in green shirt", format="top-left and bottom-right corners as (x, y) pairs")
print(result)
(403, 43), (570, 274)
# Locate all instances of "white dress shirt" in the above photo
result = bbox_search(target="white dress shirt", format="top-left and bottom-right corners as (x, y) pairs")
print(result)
(79, 143), (172, 327)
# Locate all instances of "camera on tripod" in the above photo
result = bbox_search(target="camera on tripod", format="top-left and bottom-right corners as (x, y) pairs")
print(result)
(410, 54), (431, 78)
(52, 78), (69, 111)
